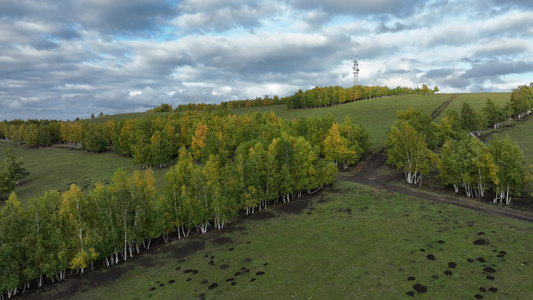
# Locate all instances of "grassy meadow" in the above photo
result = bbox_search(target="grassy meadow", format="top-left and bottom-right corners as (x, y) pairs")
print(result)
(480, 114), (533, 165)
(25, 180), (533, 299)
(0, 140), (174, 205)
(441, 93), (511, 116)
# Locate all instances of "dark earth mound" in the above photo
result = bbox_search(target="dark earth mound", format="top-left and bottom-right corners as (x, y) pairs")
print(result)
(413, 283), (427, 293)
(483, 267), (496, 273)
(474, 239), (487, 245)
(427, 254), (436, 261)
(208, 283), (218, 289)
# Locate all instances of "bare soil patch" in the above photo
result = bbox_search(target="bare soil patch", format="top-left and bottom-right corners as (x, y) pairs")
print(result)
(213, 237), (233, 245)
(246, 211), (275, 220)
(278, 198), (312, 214)
(166, 239), (205, 259)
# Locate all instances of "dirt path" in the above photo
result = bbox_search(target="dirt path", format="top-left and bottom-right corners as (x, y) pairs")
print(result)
(430, 94), (457, 119)
(339, 149), (533, 223)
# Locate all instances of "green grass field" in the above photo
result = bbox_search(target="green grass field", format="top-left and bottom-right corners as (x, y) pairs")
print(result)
(482, 114), (533, 164)
(442, 93), (511, 115)
(0, 140), (173, 205)
(27, 180), (533, 299)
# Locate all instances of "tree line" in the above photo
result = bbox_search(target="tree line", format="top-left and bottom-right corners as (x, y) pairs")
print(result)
(286, 84), (438, 109)
(146, 94), (287, 113)
(0, 110), (368, 170)
(0, 111), (369, 298)
(386, 83), (533, 204)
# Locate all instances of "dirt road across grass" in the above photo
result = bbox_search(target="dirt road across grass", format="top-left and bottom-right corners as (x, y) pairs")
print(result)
(340, 149), (533, 223)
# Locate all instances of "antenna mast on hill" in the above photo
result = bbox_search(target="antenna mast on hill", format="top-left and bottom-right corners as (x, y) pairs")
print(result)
(352, 60), (359, 86)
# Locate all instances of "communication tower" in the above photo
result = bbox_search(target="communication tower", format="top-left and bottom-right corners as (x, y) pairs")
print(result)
(352, 60), (359, 86)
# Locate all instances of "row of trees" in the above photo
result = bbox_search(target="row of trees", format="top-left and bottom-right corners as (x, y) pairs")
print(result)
(172, 94), (286, 112)
(0, 111), (368, 171)
(0, 126), (347, 298)
(438, 135), (529, 204)
(386, 84), (532, 204)
(459, 84), (533, 134)
(0, 149), (29, 195)
(286, 84), (438, 109)
(148, 84), (440, 113)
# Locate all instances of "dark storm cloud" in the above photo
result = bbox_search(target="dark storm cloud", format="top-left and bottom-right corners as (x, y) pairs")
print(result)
(289, 0), (424, 17)
(462, 60), (533, 79)
(1, 0), (177, 37)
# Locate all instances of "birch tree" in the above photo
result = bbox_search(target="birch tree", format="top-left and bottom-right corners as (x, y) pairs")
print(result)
(323, 123), (357, 169)
(437, 137), (497, 197)
(87, 182), (121, 266)
(489, 136), (530, 205)
(162, 147), (194, 239)
(59, 184), (98, 274)
(128, 169), (157, 253)
(109, 170), (134, 261)
(386, 121), (436, 185)
(189, 166), (211, 233)
(483, 98), (506, 129)
(0, 193), (27, 298)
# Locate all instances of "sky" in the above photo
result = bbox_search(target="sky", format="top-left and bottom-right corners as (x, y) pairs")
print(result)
(1, 0), (533, 120)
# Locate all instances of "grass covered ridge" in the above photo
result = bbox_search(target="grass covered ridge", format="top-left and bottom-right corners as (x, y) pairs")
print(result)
(26, 180), (533, 300)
